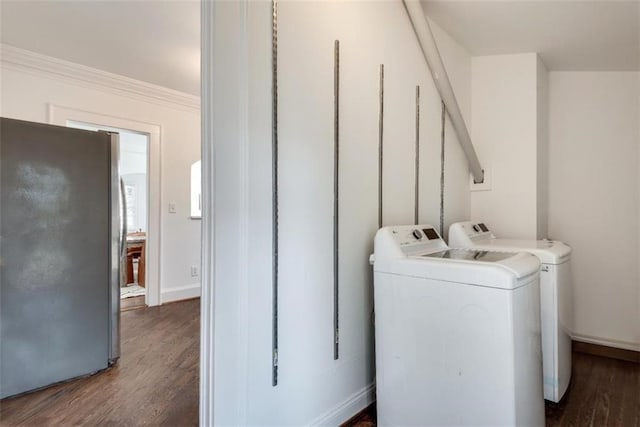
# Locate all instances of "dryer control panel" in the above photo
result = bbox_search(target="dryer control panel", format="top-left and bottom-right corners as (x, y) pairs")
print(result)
(449, 221), (495, 244)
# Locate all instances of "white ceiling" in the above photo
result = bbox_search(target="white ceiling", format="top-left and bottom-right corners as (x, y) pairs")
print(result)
(0, 0), (200, 95)
(423, 0), (640, 71)
(1, 1), (637, 97)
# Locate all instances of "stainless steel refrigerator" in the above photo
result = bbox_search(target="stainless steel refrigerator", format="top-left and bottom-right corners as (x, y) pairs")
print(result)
(0, 117), (123, 399)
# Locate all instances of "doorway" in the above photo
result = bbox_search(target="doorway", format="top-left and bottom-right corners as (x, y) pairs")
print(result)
(49, 105), (162, 307)
(69, 121), (149, 309)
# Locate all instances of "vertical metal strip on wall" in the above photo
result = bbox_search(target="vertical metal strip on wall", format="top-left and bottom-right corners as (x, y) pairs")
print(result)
(439, 101), (446, 237)
(378, 64), (384, 229)
(414, 85), (420, 225)
(271, 0), (279, 387)
(333, 40), (340, 361)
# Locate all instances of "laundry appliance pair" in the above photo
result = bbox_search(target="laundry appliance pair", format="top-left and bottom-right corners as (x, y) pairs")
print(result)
(371, 222), (572, 426)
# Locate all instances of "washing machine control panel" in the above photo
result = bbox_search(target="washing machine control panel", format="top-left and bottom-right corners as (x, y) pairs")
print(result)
(472, 223), (489, 233)
(408, 228), (439, 241)
(389, 225), (448, 256)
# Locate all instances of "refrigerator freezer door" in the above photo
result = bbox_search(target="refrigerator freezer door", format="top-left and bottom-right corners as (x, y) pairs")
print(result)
(0, 118), (116, 398)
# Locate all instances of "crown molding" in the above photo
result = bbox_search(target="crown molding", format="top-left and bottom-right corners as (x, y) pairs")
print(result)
(0, 44), (200, 112)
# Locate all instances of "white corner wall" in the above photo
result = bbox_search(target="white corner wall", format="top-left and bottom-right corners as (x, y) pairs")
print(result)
(470, 53), (547, 239)
(536, 57), (549, 239)
(0, 57), (201, 304)
(548, 71), (640, 350)
(207, 1), (473, 425)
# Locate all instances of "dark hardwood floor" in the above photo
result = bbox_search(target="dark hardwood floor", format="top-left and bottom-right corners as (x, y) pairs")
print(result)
(121, 294), (146, 311)
(347, 351), (640, 427)
(2, 301), (638, 427)
(0, 298), (199, 426)
(546, 351), (640, 426)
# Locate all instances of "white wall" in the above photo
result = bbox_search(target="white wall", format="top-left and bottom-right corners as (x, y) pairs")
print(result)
(548, 72), (640, 350)
(470, 58), (639, 351)
(0, 58), (201, 304)
(209, 1), (473, 425)
(470, 53), (547, 239)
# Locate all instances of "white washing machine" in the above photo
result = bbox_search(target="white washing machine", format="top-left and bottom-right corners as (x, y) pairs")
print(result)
(448, 221), (573, 403)
(372, 225), (544, 427)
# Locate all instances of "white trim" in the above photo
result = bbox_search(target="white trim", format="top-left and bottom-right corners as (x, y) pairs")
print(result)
(235, 1), (251, 425)
(308, 383), (376, 427)
(161, 283), (201, 304)
(1, 44), (200, 112)
(572, 333), (640, 352)
(48, 104), (162, 307)
(201, 1), (254, 424)
(200, 0), (216, 425)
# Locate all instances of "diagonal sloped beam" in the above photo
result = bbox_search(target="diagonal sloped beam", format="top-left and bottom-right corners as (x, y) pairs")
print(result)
(403, 0), (484, 184)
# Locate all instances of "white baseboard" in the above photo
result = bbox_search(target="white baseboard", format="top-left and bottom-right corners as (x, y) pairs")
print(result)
(309, 382), (376, 427)
(161, 283), (201, 304)
(572, 333), (640, 352)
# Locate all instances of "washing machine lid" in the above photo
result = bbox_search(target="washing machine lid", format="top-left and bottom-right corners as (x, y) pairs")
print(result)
(376, 250), (540, 290)
(463, 239), (571, 265)
(448, 221), (571, 264)
(373, 225), (540, 290)
(421, 249), (517, 262)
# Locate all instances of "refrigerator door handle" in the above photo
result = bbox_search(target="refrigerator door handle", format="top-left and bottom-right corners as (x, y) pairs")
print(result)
(108, 132), (121, 364)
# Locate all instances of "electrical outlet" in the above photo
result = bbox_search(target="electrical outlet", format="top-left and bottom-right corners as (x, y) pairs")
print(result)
(190, 266), (198, 277)
(169, 203), (177, 213)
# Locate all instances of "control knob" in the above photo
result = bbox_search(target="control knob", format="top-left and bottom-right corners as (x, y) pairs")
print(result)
(412, 229), (422, 240)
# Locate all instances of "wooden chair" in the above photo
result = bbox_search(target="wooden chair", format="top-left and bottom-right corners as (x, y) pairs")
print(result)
(126, 234), (146, 287)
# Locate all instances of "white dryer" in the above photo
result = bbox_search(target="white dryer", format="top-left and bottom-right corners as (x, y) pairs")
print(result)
(448, 221), (573, 403)
(372, 225), (544, 427)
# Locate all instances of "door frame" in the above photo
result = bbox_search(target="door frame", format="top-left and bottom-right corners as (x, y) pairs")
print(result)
(49, 104), (162, 307)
